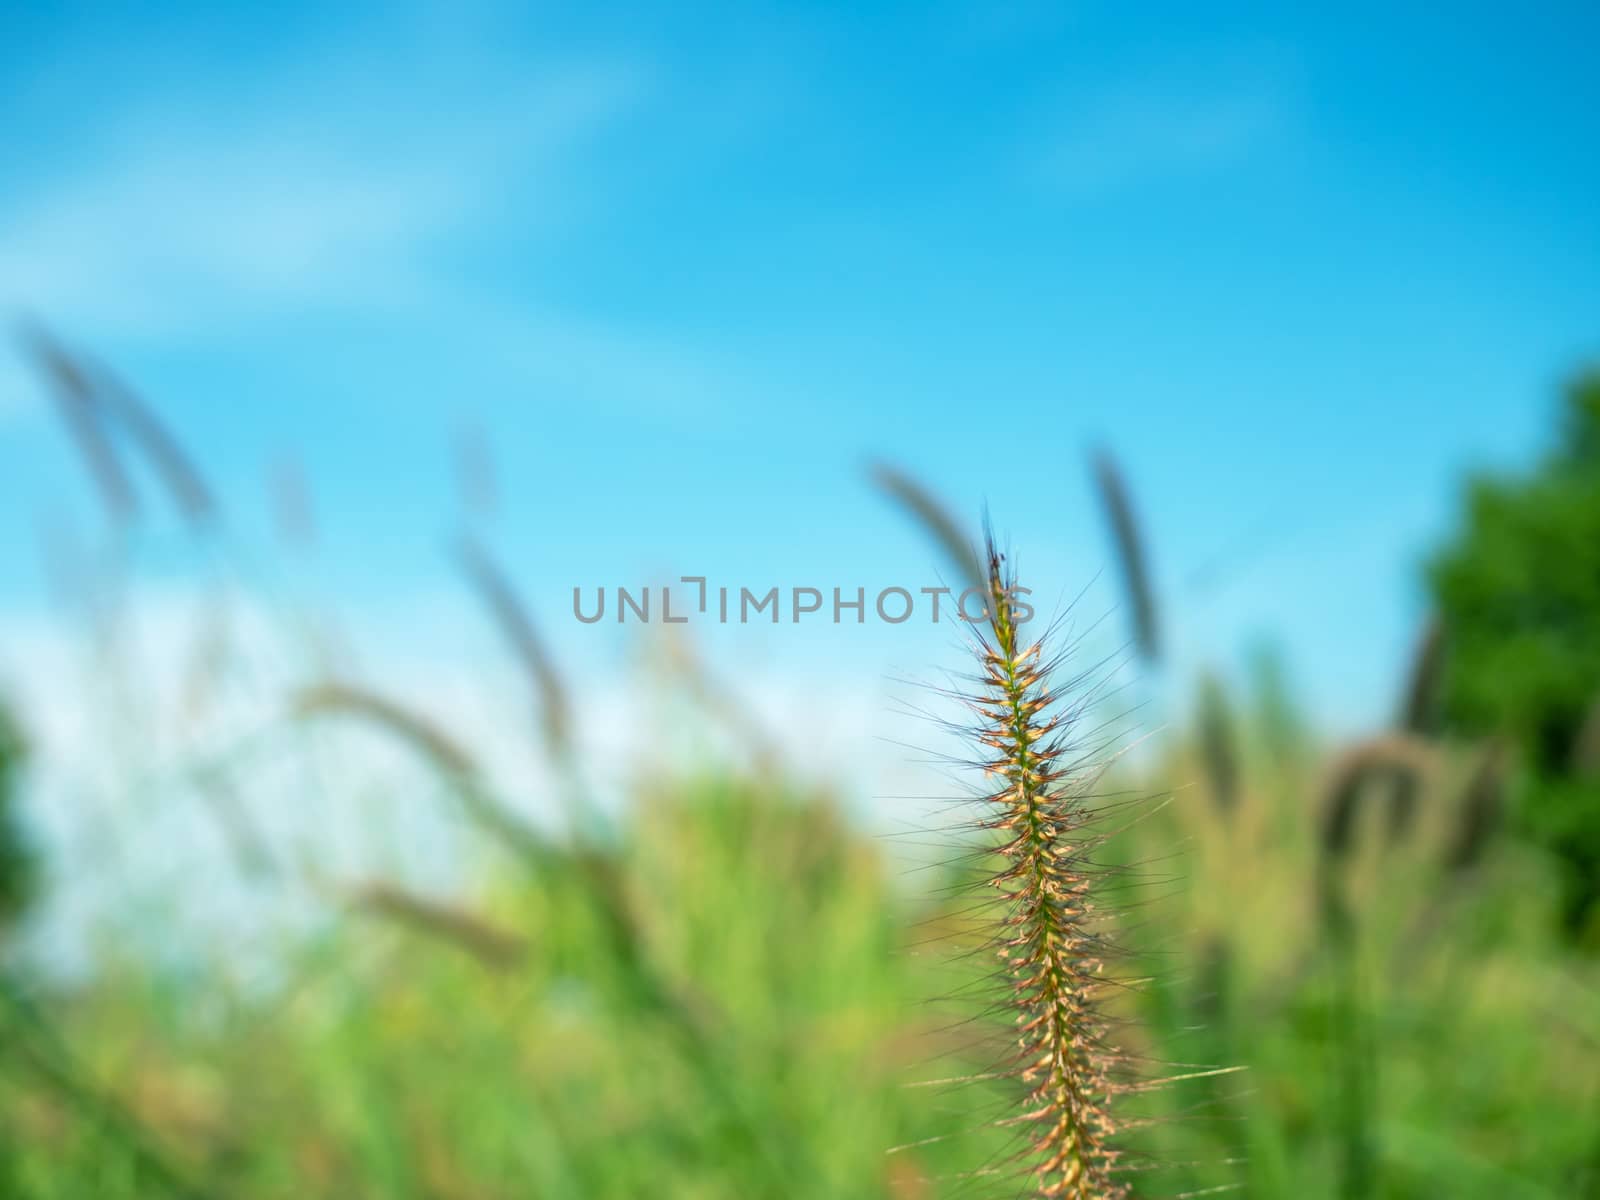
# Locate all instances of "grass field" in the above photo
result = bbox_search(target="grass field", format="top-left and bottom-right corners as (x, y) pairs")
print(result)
(2, 623), (1597, 1198)
(2, 344), (1597, 1196)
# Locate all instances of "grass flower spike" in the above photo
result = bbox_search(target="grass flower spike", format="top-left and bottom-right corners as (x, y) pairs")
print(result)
(972, 537), (1127, 1199)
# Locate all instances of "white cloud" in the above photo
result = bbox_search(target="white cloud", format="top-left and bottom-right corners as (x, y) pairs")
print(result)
(0, 48), (647, 339)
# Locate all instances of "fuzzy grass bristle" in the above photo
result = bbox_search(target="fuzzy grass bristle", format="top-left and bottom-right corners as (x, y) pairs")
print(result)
(967, 535), (1130, 1199)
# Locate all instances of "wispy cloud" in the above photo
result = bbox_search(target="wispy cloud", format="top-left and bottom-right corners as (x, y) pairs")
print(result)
(1034, 53), (1298, 196)
(0, 58), (646, 338)
(0, 19), (759, 428)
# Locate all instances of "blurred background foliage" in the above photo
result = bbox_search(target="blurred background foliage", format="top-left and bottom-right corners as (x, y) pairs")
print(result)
(0, 347), (1597, 1199)
(1429, 370), (1600, 939)
(0, 703), (34, 937)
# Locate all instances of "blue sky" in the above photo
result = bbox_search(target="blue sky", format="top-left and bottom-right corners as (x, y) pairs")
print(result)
(1, 0), (1598, 739)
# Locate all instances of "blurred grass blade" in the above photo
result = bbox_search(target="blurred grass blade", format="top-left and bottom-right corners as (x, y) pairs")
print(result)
(1092, 447), (1160, 663)
(296, 681), (476, 773)
(455, 535), (573, 763)
(18, 322), (215, 527)
(18, 323), (139, 524)
(867, 461), (983, 593)
(1196, 670), (1240, 816)
(1396, 618), (1446, 734)
(341, 878), (529, 970)
(0, 977), (216, 1200)
(293, 681), (549, 865)
(455, 417), (498, 522)
(1444, 738), (1509, 872)
(1318, 733), (1438, 860)
(96, 367), (216, 526)
(1571, 693), (1600, 779)
(191, 764), (279, 883)
(657, 630), (782, 771)
(270, 453), (316, 550)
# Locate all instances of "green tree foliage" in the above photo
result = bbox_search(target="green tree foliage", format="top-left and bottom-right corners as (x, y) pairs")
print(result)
(0, 701), (33, 934)
(1429, 368), (1600, 937)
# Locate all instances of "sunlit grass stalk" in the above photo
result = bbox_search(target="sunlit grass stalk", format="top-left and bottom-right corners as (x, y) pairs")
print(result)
(970, 538), (1127, 1199)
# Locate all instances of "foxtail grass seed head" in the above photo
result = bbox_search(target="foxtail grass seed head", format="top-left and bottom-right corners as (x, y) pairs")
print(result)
(20, 322), (217, 527)
(1396, 617), (1446, 735)
(868, 460), (985, 594)
(1444, 737), (1509, 873)
(1195, 671), (1240, 817)
(293, 681), (550, 864)
(95, 365), (216, 525)
(20, 323), (139, 523)
(455, 534), (574, 762)
(1090, 448), (1159, 666)
(965, 536), (1129, 1199)
(1317, 733), (1438, 862)
(342, 878), (529, 971)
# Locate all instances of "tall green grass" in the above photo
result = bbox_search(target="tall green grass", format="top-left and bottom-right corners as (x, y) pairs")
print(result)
(3, 677), (1597, 1198)
(3, 341), (1597, 1199)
